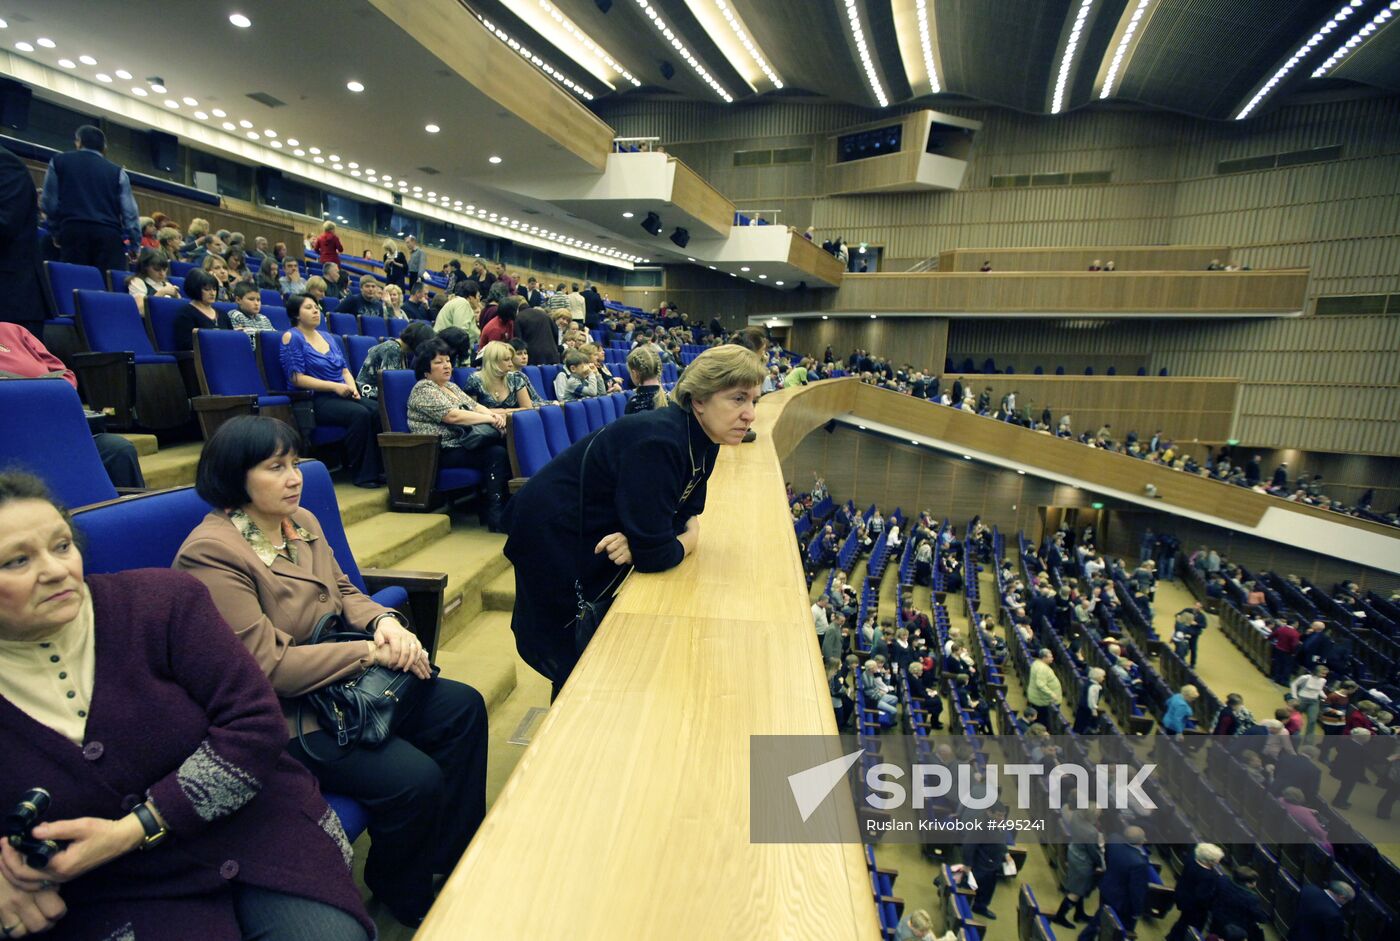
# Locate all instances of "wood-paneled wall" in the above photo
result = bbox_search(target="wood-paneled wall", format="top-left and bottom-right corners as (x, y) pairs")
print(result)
(938, 246), (1231, 272)
(939, 375), (1240, 446)
(667, 156), (737, 236)
(818, 112), (930, 196)
(789, 319), (949, 374)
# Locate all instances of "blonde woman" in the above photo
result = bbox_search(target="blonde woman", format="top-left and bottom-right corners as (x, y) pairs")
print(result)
(383, 283), (408, 320)
(200, 252), (235, 301)
(382, 238), (408, 288)
(462, 340), (535, 412)
(625, 346), (668, 414)
(312, 220), (343, 265)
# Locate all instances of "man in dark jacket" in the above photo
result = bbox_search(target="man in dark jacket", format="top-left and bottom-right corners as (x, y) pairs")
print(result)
(1088, 827), (1150, 935)
(1210, 867), (1268, 941)
(582, 283), (604, 327)
(40, 125), (140, 272)
(0, 143), (47, 334)
(1166, 843), (1222, 941)
(1270, 745), (1323, 803)
(401, 282), (431, 320)
(335, 276), (385, 318)
(1289, 882), (1352, 941)
(515, 304), (561, 366)
(961, 804), (1012, 919)
(1297, 621), (1333, 674)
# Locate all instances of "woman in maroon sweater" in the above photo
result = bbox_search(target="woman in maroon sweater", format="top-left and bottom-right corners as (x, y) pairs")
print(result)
(0, 472), (371, 940)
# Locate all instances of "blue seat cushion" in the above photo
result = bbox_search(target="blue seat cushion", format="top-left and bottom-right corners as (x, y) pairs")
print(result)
(436, 467), (482, 492)
(48, 316), (74, 327)
(325, 793), (370, 841)
(133, 353), (178, 365)
(370, 585), (409, 611)
(309, 426), (349, 446)
(256, 395), (292, 408)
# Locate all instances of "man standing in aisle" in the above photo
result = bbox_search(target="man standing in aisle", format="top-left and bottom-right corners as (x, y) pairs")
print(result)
(40, 125), (140, 272)
(405, 234), (426, 285)
(1027, 648), (1062, 724)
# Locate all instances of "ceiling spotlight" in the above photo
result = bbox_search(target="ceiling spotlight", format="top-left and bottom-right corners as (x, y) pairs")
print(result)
(229, 13), (252, 28)
(821, 315), (829, 320)
(132, 87), (149, 97)
(286, 138), (299, 146)
(193, 110), (208, 119)
(775, 280), (784, 285)
(669, 226), (689, 248)
(36, 37), (54, 48)
(150, 82), (167, 93)
(269, 140), (282, 149)
(263, 129), (276, 137)
(328, 154), (339, 161)
(164, 99), (180, 109)
(95, 73), (112, 83)
(114, 69), (132, 80)
(79, 55), (96, 65)
(740, 266), (750, 272)
(293, 149), (305, 156)
(488, 155), (502, 164)
(182, 96), (198, 106)
(870, 314), (877, 319)
(758, 274), (767, 279)
(211, 108), (226, 117)
(640, 211), (663, 236)
(313, 156), (324, 164)
(425, 123), (440, 133)
(246, 131), (259, 139)
(621, 211), (634, 218)
(347, 161), (358, 168)
(14, 42), (34, 53)
(346, 80), (364, 92)
(238, 119), (252, 128)
(331, 163), (342, 170)
(221, 121), (235, 130)
(58, 58), (75, 68)
(308, 146), (320, 154)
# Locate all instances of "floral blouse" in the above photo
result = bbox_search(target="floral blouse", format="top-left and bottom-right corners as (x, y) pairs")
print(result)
(407, 379), (480, 448)
(462, 369), (531, 409)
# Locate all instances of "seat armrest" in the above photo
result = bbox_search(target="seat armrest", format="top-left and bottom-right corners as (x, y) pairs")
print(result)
(362, 567), (448, 657)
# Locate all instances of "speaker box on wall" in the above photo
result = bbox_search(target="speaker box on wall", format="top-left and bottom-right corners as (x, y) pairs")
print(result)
(0, 79), (33, 131)
(148, 130), (178, 172)
(659, 61), (676, 81)
(255, 167), (285, 206)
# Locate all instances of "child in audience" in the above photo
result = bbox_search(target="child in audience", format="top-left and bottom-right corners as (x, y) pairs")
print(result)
(554, 349), (600, 401)
(226, 280), (274, 346)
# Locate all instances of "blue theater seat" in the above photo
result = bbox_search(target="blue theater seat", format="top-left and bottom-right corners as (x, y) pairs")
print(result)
(0, 379), (120, 508)
(262, 303), (292, 332)
(169, 261), (198, 278)
(321, 296), (341, 313)
(344, 335), (377, 378)
(385, 318), (408, 338)
(376, 369), (482, 511)
(521, 365), (549, 402)
(44, 261), (104, 319)
(562, 400), (590, 441)
(451, 367), (477, 389)
(72, 290), (191, 431)
(259, 288), (284, 311)
(254, 331), (348, 449)
(107, 269), (132, 293)
(145, 296), (188, 353)
(538, 364), (562, 396)
(360, 314), (388, 339)
(192, 329), (294, 439)
(539, 405), (570, 456)
(582, 396), (606, 432)
(506, 409), (551, 488)
(597, 394), (618, 423)
(610, 392), (627, 418)
(325, 312), (359, 336)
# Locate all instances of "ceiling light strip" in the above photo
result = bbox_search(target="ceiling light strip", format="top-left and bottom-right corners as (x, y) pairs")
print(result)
(477, 15), (596, 101)
(843, 0), (888, 107)
(632, 0), (734, 102)
(913, 0), (940, 93)
(1312, 1), (1397, 77)
(1051, 0), (1095, 114)
(535, 0), (640, 87)
(1100, 0), (1153, 99)
(1235, 0), (1363, 119)
(714, 0), (783, 89)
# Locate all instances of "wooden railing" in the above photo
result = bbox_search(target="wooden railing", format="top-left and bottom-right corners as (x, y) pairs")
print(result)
(417, 378), (877, 939)
(938, 246), (1232, 272)
(667, 155), (738, 237)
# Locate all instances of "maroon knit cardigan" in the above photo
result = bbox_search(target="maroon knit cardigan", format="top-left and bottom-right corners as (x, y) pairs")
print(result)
(0, 570), (374, 940)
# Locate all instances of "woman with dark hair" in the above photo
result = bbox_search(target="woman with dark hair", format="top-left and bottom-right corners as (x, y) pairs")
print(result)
(435, 326), (475, 367)
(172, 268), (230, 352)
(278, 295), (382, 488)
(126, 247), (180, 313)
(226, 249), (250, 283)
(0, 470), (374, 940)
(406, 340), (510, 530)
(174, 417), (486, 928)
(355, 319), (435, 400)
(478, 295), (518, 347)
(504, 345), (765, 698)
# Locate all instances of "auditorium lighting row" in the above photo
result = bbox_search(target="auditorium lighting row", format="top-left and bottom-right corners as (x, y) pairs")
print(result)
(1235, 0), (1364, 120)
(1100, 0), (1154, 99)
(713, 0), (784, 89)
(1051, 0), (1095, 114)
(536, 0), (642, 87)
(477, 14), (597, 100)
(1312, 1), (1398, 77)
(632, 0), (735, 103)
(913, 0), (942, 94)
(843, 0), (888, 108)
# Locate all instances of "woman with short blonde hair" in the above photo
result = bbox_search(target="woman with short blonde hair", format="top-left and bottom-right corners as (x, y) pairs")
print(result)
(671, 344), (766, 413)
(462, 340), (535, 412)
(381, 238), (408, 289)
(382, 283), (407, 319)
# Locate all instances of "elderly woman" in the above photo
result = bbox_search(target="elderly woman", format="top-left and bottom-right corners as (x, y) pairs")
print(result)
(355, 320), (435, 400)
(1074, 667), (1107, 734)
(279, 295), (382, 488)
(406, 340), (511, 530)
(462, 340), (534, 412)
(174, 417), (486, 927)
(503, 345), (765, 698)
(381, 239), (408, 289)
(0, 471), (373, 940)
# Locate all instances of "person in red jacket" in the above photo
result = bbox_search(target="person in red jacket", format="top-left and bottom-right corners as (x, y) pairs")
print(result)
(1269, 619), (1301, 685)
(311, 221), (342, 265)
(479, 296), (519, 348)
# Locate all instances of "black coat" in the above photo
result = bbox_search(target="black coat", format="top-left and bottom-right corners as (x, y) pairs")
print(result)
(502, 405), (718, 636)
(1173, 861), (1219, 918)
(1210, 878), (1268, 938)
(1270, 751), (1322, 801)
(1099, 840), (1150, 921)
(582, 287), (604, 326)
(1288, 885), (1345, 941)
(0, 144), (47, 329)
(516, 306), (561, 366)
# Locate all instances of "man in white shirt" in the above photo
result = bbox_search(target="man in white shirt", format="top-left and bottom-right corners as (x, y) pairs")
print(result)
(566, 283), (586, 324)
(1289, 665), (1329, 739)
(812, 597), (830, 637)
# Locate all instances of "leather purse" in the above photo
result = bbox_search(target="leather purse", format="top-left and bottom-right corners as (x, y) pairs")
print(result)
(296, 613), (439, 762)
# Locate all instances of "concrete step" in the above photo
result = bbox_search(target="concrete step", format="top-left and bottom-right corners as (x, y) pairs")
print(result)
(482, 568), (515, 612)
(344, 511), (452, 570)
(138, 441), (204, 490)
(117, 433), (159, 456)
(332, 482), (390, 527)
(434, 648), (516, 716)
(392, 529), (510, 646)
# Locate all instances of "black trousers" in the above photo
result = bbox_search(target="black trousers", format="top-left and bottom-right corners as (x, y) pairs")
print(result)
(439, 441), (508, 481)
(58, 221), (127, 273)
(972, 866), (1001, 911)
(312, 393), (382, 486)
(287, 678), (488, 920)
(511, 568), (580, 702)
(93, 432), (145, 488)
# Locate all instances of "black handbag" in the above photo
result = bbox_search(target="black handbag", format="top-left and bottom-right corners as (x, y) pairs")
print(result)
(571, 432), (631, 656)
(295, 613), (439, 762)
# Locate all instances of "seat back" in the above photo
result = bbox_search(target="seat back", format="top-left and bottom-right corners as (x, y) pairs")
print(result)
(538, 365), (562, 397)
(256, 330), (293, 392)
(259, 288), (284, 311)
(344, 335), (378, 378)
(385, 318), (407, 338)
(293, 460), (368, 592)
(451, 367), (477, 389)
(582, 396), (606, 432)
(146, 296), (188, 352)
(213, 301), (237, 322)
(169, 261), (199, 278)
(379, 369), (416, 434)
(610, 392), (628, 418)
(44, 261), (105, 317)
(321, 296), (341, 313)
(539, 405), (571, 456)
(74, 290), (157, 355)
(597, 394), (617, 423)
(508, 409), (552, 478)
(563, 400), (590, 441)
(108, 269), (132, 293)
(195, 329), (266, 396)
(521, 365), (548, 402)
(72, 484), (211, 574)
(262, 303), (292, 331)
(661, 361), (679, 383)
(325, 312), (359, 336)
(0, 379), (119, 508)
(359, 314), (388, 339)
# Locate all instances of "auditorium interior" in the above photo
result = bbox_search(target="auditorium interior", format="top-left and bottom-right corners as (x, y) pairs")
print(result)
(3, 0), (1400, 938)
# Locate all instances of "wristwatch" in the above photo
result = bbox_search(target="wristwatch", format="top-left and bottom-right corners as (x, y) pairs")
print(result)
(132, 801), (169, 850)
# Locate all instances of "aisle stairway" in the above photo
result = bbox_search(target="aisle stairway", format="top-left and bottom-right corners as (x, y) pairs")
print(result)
(131, 436), (552, 940)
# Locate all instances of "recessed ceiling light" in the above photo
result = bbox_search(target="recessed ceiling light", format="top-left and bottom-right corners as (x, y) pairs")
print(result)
(132, 87), (148, 97)
(346, 80), (364, 92)
(708, 265), (717, 270)
(164, 99), (180, 109)
(193, 110), (208, 120)
(0, 19), (8, 29)
(36, 37), (55, 48)
(114, 69), (132, 80)
(58, 58), (75, 68)
(412, 185), (422, 192)
(221, 121), (235, 130)
(313, 156), (324, 164)
(347, 161), (357, 168)
(328, 154), (340, 161)
(79, 55), (96, 65)
(150, 83), (166, 94)
(621, 211), (634, 218)
(229, 13), (252, 28)
(1016, 470), (1026, 475)
(759, 274), (767, 279)
(285, 138), (299, 146)
(488, 155), (502, 164)
(308, 147), (320, 155)
(870, 314), (877, 319)
(95, 73), (112, 83)
(424, 123), (440, 133)
(246, 131), (259, 139)
(14, 42), (34, 53)
(293, 149), (305, 156)
(234, 119), (250, 128)
(211, 108), (226, 118)
(350, 169), (360, 176)
(821, 315), (829, 320)
(269, 140), (282, 149)
(182, 96), (198, 106)
(331, 163), (342, 170)
(775, 280), (784, 285)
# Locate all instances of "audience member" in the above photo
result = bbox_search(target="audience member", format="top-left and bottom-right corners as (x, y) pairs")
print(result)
(355, 320), (435, 400)
(172, 269), (230, 352)
(1165, 843), (1223, 941)
(462, 340), (535, 412)
(625, 346), (667, 413)
(125, 246), (181, 313)
(311, 221), (342, 265)
(381, 239), (409, 288)
(39, 125), (139, 272)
